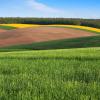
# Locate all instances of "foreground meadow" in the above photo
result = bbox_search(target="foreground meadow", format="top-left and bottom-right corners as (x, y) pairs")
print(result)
(0, 48), (100, 100)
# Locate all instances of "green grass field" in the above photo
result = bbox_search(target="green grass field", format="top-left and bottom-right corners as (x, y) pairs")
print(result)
(0, 48), (100, 100)
(0, 25), (17, 30)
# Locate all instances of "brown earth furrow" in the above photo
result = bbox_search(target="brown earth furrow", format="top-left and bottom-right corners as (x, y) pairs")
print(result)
(0, 29), (7, 33)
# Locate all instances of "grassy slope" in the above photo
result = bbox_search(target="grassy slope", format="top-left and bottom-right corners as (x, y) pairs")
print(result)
(0, 35), (100, 51)
(0, 47), (100, 100)
(0, 25), (17, 30)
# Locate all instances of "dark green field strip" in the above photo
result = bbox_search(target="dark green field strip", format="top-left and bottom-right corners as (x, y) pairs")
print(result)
(0, 35), (100, 51)
(0, 56), (100, 61)
(0, 25), (17, 30)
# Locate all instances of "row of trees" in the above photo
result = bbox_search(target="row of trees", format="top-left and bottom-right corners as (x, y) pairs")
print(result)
(0, 17), (100, 28)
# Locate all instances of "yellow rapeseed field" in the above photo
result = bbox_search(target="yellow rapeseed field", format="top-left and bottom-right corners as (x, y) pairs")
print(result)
(0, 24), (100, 33)
(0, 24), (39, 28)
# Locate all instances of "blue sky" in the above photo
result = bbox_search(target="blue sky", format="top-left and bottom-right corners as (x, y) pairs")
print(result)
(0, 0), (100, 18)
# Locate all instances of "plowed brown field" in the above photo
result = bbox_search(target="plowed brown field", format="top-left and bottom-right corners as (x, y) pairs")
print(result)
(0, 29), (7, 33)
(0, 26), (97, 47)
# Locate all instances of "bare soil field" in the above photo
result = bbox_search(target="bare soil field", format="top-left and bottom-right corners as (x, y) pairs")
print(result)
(0, 29), (7, 33)
(0, 26), (97, 47)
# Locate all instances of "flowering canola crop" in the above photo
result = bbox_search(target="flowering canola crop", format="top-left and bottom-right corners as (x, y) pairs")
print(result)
(0, 24), (39, 28)
(0, 24), (100, 33)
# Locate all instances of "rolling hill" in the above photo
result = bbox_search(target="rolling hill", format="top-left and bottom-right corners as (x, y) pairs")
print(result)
(0, 26), (97, 48)
(0, 24), (100, 99)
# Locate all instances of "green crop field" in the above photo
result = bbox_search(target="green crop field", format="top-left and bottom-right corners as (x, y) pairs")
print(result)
(0, 48), (100, 100)
(0, 25), (16, 30)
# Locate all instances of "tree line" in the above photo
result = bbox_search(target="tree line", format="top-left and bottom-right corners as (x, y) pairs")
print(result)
(0, 17), (100, 28)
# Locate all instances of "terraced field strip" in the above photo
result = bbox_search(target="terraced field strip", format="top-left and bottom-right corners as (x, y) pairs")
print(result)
(48, 25), (100, 33)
